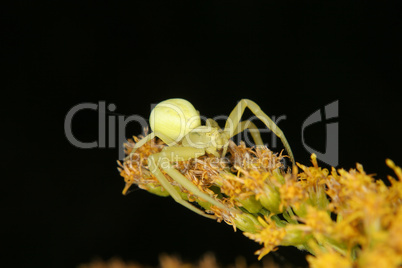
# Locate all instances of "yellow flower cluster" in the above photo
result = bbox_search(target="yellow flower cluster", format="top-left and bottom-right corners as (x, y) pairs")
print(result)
(117, 137), (402, 267)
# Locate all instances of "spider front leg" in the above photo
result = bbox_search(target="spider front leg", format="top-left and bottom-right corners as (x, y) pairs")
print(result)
(206, 118), (263, 157)
(125, 130), (179, 160)
(221, 120), (264, 157)
(224, 99), (295, 165)
(125, 133), (155, 160)
(147, 147), (227, 219)
(231, 120), (264, 147)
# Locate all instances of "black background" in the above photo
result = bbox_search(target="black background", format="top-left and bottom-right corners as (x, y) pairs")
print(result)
(3, 1), (402, 268)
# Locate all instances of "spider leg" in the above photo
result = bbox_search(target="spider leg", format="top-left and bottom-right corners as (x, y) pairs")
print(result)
(206, 118), (263, 156)
(224, 99), (295, 165)
(230, 120), (264, 146)
(125, 130), (182, 160)
(148, 152), (215, 219)
(125, 132), (155, 160)
(148, 147), (227, 219)
(221, 120), (263, 157)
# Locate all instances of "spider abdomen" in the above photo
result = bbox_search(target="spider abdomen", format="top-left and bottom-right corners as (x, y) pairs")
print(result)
(149, 98), (201, 144)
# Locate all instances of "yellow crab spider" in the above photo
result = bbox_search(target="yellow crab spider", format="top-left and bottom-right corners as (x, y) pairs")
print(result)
(126, 98), (294, 219)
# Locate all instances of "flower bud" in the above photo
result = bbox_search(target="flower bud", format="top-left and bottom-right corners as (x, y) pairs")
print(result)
(145, 184), (170, 197)
(237, 195), (263, 214)
(234, 213), (262, 233)
(259, 185), (282, 214)
(281, 225), (311, 246)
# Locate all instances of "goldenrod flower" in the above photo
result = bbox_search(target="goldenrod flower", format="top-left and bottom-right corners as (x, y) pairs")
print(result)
(243, 216), (286, 260)
(358, 246), (402, 268)
(118, 136), (402, 267)
(307, 250), (353, 268)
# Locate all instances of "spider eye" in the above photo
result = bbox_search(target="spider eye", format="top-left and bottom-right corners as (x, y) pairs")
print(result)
(149, 99), (201, 144)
